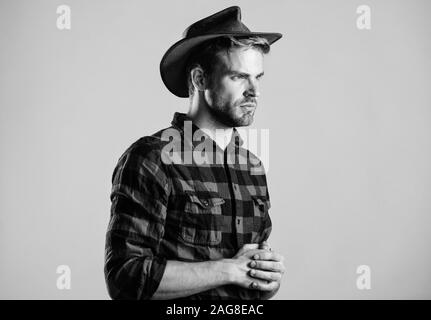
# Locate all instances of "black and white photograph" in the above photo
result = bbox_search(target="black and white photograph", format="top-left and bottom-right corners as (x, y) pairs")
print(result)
(0, 0), (430, 303)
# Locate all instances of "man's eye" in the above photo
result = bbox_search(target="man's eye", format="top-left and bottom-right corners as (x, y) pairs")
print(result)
(231, 75), (243, 80)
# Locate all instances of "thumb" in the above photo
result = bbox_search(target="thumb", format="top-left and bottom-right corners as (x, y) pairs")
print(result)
(234, 243), (260, 257)
(259, 241), (271, 251)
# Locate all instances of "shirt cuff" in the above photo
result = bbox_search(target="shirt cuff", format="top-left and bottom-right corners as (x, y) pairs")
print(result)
(142, 255), (167, 299)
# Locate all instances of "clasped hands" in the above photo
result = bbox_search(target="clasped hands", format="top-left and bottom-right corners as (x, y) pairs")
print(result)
(229, 241), (285, 293)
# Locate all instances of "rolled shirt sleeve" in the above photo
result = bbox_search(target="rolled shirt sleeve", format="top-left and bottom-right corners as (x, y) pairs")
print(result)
(260, 207), (272, 242)
(105, 143), (170, 300)
(260, 166), (272, 242)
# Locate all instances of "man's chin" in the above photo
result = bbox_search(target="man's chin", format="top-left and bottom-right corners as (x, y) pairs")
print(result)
(232, 117), (253, 127)
(211, 109), (254, 127)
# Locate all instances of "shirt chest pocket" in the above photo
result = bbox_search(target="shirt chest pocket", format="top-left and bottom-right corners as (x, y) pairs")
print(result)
(179, 194), (225, 246)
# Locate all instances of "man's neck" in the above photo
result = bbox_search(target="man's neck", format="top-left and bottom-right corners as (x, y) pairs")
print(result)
(187, 101), (233, 151)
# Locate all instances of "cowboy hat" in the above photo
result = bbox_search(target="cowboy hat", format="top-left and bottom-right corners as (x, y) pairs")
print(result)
(159, 6), (283, 98)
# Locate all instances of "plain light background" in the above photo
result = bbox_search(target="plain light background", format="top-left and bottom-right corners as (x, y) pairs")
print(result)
(1, 0), (430, 299)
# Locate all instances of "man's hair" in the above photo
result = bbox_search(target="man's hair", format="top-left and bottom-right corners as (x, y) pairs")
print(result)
(185, 36), (270, 97)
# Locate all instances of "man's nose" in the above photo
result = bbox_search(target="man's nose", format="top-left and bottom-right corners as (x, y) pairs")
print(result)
(244, 78), (260, 98)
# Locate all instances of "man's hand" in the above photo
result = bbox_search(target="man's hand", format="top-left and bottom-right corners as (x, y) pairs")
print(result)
(248, 241), (285, 297)
(227, 242), (285, 293)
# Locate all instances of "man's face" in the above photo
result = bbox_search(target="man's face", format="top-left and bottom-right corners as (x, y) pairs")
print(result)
(204, 47), (265, 127)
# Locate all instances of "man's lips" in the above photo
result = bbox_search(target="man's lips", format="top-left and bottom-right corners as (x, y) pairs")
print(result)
(240, 103), (257, 108)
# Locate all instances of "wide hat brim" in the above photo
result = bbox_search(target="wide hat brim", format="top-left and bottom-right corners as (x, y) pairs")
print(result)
(160, 32), (282, 98)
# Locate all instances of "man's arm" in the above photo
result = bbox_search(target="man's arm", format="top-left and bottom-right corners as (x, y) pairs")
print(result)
(105, 147), (171, 300)
(151, 259), (230, 300)
(152, 244), (283, 300)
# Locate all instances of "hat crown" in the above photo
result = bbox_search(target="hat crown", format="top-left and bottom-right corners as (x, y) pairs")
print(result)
(183, 6), (250, 38)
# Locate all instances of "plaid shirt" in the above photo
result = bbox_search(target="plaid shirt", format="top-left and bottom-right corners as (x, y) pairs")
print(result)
(105, 112), (272, 300)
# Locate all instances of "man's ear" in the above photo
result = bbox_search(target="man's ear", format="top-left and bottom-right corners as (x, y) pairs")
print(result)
(190, 66), (206, 92)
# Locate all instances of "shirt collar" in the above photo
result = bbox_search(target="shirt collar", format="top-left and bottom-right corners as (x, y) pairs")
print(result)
(170, 112), (244, 150)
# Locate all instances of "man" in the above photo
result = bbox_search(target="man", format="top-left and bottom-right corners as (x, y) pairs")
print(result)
(105, 6), (285, 300)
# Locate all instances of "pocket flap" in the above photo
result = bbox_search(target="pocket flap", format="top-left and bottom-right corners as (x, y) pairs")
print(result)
(251, 196), (271, 210)
(187, 194), (225, 208)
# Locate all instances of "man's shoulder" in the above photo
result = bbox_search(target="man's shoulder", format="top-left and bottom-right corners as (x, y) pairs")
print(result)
(110, 127), (176, 189)
(118, 126), (176, 164)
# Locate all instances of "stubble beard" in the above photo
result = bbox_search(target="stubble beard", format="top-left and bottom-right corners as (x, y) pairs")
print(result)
(207, 98), (255, 128)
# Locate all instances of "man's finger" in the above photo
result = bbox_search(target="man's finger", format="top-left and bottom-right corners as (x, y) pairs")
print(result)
(251, 251), (284, 262)
(243, 243), (260, 250)
(249, 269), (282, 282)
(243, 248), (273, 259)
(249, 279), (279, 292)
(249, 260), (285, 274)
